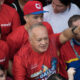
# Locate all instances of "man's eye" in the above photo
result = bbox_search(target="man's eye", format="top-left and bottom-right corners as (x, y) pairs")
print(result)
(0, 74), (4, 77)
(34, 16), (38, 19)
(44, 38), (48, 40)
(37, 39), (41, 42)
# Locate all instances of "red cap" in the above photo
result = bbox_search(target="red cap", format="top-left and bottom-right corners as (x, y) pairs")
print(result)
(23, 1), (48, 15)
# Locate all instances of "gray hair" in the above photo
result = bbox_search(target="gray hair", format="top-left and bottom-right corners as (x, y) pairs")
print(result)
(28, 23), (46, 37)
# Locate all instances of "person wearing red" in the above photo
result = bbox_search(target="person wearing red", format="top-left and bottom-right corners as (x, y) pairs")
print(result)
(7, 1), (53, 60)
(10, 0), (31, 25)
(0, 0), (21, 40)
(0, 40), (9, 70)
(59, 15), (80, 80)
(13, 22), (80, 80)
(0, 28), (9, 70)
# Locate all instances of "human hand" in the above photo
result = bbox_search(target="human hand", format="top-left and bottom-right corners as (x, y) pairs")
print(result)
(72, 26), (80, 35)
(67, 67), (76, 80)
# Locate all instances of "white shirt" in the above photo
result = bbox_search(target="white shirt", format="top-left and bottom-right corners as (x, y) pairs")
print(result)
(43, 3), (80, 33)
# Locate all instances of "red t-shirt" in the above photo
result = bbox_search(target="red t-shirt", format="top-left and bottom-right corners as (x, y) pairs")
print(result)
(7, 22), (53, 59)
(13, 34), (61, 80)
(0, 40), (9, 69)
(0, 4), (21, 40)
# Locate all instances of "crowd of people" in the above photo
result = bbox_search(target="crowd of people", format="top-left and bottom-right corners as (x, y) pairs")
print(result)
(0, 0), (80, 80)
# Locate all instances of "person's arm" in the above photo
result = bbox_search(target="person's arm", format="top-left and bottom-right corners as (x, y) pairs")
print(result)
(67, 67), (76, 80)
(13, 55), (27, 80)
(59, 26), (80, 44)
(7, 29), (22, 59)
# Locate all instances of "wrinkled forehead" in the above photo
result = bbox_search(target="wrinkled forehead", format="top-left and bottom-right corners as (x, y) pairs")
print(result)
(32, 26), (48, 37)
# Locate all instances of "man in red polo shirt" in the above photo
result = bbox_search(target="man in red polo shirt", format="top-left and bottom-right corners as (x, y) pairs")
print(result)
(0, 0), (20, 40)
(13, 22), (80, 80)
(7, 1), (53, 60)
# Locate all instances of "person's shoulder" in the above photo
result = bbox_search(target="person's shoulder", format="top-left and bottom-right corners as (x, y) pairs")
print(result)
(17, 42), (31, 58)
(14, 25), (25, 32)
(7, 25), (25, 39)
(44, 4), (52, 10)
(43, 4), (53, 17)
(71, 3), (80, 10)
(3, 4), (16, 11)
(2, 4), (19, 16)
(42, 21), (52, 29)
(49, 33), (60, 38)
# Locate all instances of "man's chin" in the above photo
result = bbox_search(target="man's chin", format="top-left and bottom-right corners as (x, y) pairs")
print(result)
(41, 49), (48, 53)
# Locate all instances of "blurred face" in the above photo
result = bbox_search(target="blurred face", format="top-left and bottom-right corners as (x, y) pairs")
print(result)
(52, 0), (68, 13)
(29, 26), (49, 53)
(24, 14), (43, 28)
(72, 19), (80, 41)
(0, 70), (6, 80)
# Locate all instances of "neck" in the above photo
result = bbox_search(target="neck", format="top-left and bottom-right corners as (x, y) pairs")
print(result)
(24, 24), (30, 31)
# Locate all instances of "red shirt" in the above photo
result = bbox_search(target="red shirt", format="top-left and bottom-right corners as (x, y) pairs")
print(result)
(59, 40), (80, 79)
(0, 4), (21, 40)
(7, 22), (53, 59)
(0, 40), (9, 69)
(13, 34), (61, 80)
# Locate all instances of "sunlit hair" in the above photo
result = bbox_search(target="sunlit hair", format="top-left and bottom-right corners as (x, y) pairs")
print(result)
(68, 15), (80, 27)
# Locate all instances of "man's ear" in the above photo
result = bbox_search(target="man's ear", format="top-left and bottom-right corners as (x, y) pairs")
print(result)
(24, 16), (28, 22)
